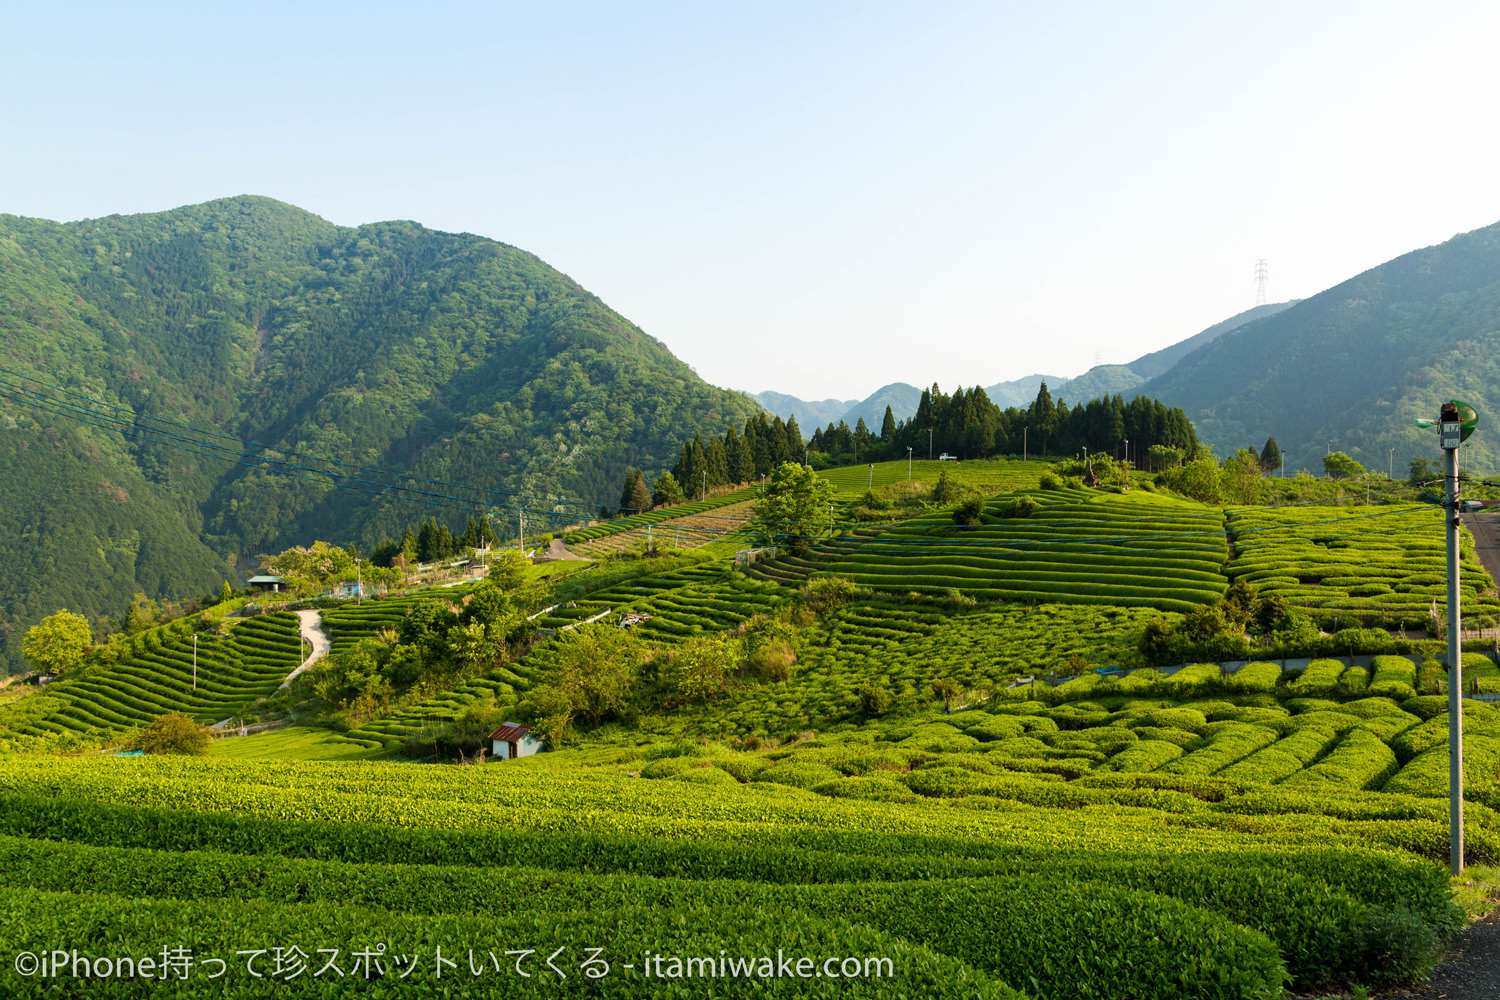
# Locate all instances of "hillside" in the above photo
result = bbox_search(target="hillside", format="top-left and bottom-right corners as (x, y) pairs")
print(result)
(1143, 219), (1500, 472)
(3, 460), (1496, 997)
(1127, 300), (1297, 379)
(0, 196), (759, 673)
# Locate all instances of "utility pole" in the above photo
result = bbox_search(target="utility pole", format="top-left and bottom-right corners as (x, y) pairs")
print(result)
(1390, 447), (1395, 482)
(906, 447), (912, 481)
(1023, 427), (1028, 462)
(867, 465), (873, 492)
(1417, 398), (1479, 875)
(355, 558), (362, 606)
(928, 428), (933, 460)
(1443, 406), (1465, 875)
(1254, 259), (1269, 306)
(702, 471), (706, 502)
(192, 634), (197, 690)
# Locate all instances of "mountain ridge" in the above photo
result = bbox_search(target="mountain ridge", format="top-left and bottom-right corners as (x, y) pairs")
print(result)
(0, 195), (760, 672)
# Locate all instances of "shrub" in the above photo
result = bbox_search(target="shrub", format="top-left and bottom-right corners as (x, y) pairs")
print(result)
(129, 713), (211, 756)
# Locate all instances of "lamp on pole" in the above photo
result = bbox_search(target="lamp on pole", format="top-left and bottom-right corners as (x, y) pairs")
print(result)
(1416, 397), (1479, 875)
(1389, 447), (1395, 482)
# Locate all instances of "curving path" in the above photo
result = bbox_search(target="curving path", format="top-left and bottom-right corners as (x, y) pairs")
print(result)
(277, 609), (332, 691)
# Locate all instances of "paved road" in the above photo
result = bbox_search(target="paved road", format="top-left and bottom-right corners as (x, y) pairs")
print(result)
(1462, 512), (1500, 588)
(1380, 907), (1500, 1000)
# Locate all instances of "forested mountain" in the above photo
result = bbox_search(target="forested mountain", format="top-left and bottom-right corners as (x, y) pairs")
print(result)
(1142, 220), (1500, 473)
(0, 196), (758, 672)
(1127, 301), (1296, 380)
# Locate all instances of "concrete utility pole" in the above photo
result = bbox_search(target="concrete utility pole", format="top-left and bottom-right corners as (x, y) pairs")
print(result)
(906, 447), (912, 480)
(1418, 398), (1478, 875)
(192, 634), (197, 690)
(1441, 404), (1465, 875)
(356, 558), (362, 606)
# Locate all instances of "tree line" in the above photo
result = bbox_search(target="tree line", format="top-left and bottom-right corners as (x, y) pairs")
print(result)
(614, 413), (807, 515)
(808, 383), (1200, 469)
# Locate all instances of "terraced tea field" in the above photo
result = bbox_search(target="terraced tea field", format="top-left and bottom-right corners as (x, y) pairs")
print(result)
(0, 614), (303, 745)
(1229, 503), (1500, 627)
(816, 457), (1050, 498)
(793, 488), (1229, 612)
(0, 722), (1481, 999)
(562, 488), (757, 551)
(568, 499), (758, 558)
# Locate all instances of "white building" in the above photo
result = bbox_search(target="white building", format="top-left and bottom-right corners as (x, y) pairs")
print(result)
(489, 722), (544, 760)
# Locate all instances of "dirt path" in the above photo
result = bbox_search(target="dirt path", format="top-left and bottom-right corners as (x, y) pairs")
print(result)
(277, 609), (332, 690)
(1380, 908), (1500, 1000)
(541, 538), (589, 561)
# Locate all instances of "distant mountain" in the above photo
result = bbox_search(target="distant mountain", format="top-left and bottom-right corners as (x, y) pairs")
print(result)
(837, 382), (922, 430)
(750, 391), (857, 429)
(1142, 219), (1500, 474)
(1048, 365), (1144, 404)
(752, 383), (923, 432)
(0, 196), (759, 672)
(984, 374), (1067, 410)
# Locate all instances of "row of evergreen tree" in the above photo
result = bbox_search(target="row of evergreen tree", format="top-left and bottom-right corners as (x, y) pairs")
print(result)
(809, 383), (1199, 468)
(368, 514), (499, 567)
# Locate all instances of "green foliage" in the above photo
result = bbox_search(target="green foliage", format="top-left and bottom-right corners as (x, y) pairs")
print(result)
(21, 611), (92, 675)
(1324, 451), (1366, 479)
(0, 196), (761, 674)
(751, 462), (836, 552)
(528, 626), (643, 735)
(129, 712), (211, 755)
(650, 470), (684, 507)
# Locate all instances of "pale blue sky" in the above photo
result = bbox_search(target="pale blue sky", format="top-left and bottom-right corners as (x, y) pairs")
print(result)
(6, 1), (1500, 400)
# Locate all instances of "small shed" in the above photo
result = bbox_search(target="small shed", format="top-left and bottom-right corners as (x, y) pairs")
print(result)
(247, 575), (284, 593)
(489, 722), (544, 760)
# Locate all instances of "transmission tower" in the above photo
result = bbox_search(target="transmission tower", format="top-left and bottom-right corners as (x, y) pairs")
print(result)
(1254, 259), (1269, 306)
